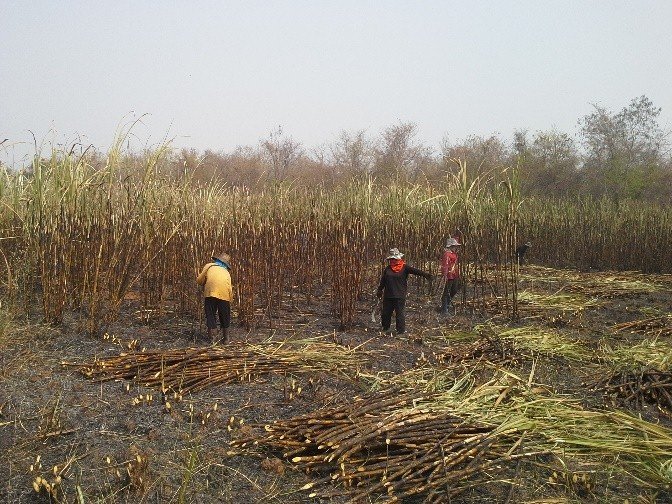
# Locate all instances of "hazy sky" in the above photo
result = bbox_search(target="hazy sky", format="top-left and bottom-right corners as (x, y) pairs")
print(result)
(2, 1), (671, 163)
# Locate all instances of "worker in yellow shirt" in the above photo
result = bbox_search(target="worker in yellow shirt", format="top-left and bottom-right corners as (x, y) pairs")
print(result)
(196, 252), (233, 344)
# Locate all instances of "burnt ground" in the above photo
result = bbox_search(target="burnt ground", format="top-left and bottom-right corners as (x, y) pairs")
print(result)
(1, 265), (672, 503)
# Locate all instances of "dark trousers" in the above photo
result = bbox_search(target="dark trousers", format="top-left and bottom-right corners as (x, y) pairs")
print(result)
(382, 298), (406, 333)
(204, 297), (231, 329)
(441, 279), (459, 312)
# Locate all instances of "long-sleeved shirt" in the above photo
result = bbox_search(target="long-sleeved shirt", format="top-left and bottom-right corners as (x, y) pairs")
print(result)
(196, 263), (233, 301)
(440, 250), (459, 280)
(377, 264), (431, 299)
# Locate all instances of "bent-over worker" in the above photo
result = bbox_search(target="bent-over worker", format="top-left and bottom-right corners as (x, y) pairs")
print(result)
(196, 252), (233, 344)
(515, 241), (532, 265)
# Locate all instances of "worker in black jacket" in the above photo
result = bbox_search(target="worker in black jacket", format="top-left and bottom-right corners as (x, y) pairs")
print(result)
(515, 241), (532, 265)
(376, 248), (432, 334)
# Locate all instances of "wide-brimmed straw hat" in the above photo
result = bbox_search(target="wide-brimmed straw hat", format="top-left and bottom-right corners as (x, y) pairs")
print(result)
(386, 248), (404, 260)
(212, 252), (231, 264)
(445, 238), (461, 248)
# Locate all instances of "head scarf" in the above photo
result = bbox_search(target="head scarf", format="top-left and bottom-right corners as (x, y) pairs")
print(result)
(389, 258), (405, 273)
(214, 258), (231, 270)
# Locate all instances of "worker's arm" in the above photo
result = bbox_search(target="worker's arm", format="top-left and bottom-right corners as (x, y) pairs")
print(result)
(439, 251), (449, 278)
(406, 265), (432, 280)
(196, 264), (212, 286)
(376, 269), (386, 298)
(445, 254), (457, 275)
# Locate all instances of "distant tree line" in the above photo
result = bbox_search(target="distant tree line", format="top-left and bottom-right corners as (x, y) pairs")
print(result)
(8, 96), (671, 202)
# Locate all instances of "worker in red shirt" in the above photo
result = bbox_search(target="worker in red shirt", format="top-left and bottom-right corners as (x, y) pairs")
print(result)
(440, 238), (462, 315)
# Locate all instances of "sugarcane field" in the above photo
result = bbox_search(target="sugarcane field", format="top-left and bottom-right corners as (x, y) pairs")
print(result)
(4, 4), (672, 503)
(0, 146), (672, 504)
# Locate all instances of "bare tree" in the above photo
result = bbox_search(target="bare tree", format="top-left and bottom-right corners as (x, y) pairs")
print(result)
(261, 126), (303, 181)
(329, 130), (373, 180)
(373, 122), (431, 180)
(441, 134), (509, 185)
(515, 129), (580, 196)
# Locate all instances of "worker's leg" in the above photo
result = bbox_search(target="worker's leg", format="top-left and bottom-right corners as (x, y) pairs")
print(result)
(218, 300), (231, 343)
(449, 280), (459, 299)
(204, 297), (218, 343)
(381, 298), (394, 331)
(395, 299), (406, 334)
(440, 282), (450, 314)
(447, 280), (459, 314)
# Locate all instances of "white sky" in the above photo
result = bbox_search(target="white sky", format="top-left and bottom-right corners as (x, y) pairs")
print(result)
(2, 1), (671, 164)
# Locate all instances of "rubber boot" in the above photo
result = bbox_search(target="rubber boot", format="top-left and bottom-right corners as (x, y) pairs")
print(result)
(221, 327), (228, 343)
